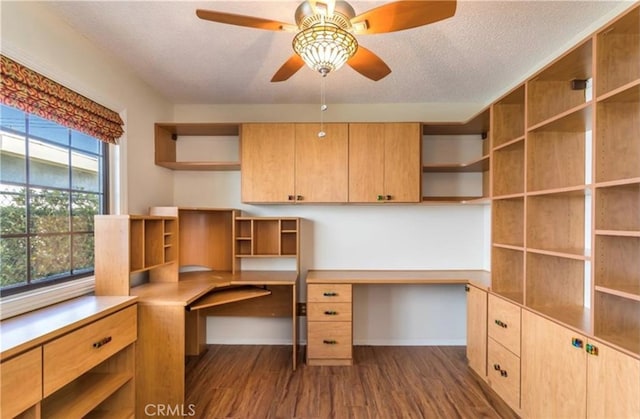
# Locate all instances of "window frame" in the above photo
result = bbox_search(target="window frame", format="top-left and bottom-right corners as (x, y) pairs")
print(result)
(0, 106), (110, 296)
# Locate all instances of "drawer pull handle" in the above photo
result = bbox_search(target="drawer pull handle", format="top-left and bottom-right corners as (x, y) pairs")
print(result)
(586, 343), (598, 356)
(323, 292), (338, 297)
(500, 370), (508, 378)
(493, 363), (501, 371)
(324, 311), (338, 315)
(93, 336), (112, 349)
(571, 338), (583, 348)
(323, 339), (337, 345)
(494, 319), (507, 328)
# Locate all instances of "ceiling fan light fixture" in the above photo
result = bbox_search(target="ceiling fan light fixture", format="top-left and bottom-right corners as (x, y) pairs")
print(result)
(293, 24), (358, 75)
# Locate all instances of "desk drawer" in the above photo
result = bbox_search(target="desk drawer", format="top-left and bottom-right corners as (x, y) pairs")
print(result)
(488, 337), (520, 412)
(1, 347), (42, 418)
(43, 305), (137, 396)
(308, 284), (352, 303)
(307, 321), (352, 360)
(307, 302), (352, 322)
(488, 294), (521, 355)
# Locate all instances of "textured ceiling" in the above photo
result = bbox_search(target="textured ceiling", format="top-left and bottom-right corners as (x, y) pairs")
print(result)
(46, 1), (630, 106)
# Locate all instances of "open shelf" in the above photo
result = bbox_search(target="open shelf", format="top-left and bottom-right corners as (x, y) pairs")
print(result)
(42, 372), (133, 419)
(596, 5), (640, 97)
(128, 216), (177, 273)
(233, 217), (299, 259)
(527, 105), (589, 192)
(595, 182), (640, 232)
(527, 304), (592, 335)
(422, 155), (489, 173)
(594, 291), (640, 355)
(527, 38), (593, 128)
(492, 197), (524, 247)
(595, 82), (639, 183)
(155, 123), (240, 171)
(493, 139), (525, 197)
(594, 234), (640, 299)
(526, 191), (586, 256)
(492, 84), (525, 148)
(491, 247), (524, 304)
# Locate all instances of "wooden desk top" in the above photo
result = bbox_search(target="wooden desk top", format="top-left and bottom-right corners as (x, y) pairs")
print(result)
(305, 270), (491, 289)
(131, 270), (298, 306)
(1, 295), (137, 360)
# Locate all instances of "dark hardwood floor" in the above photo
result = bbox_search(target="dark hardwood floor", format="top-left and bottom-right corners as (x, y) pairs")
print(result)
(185, 345), (519, 419)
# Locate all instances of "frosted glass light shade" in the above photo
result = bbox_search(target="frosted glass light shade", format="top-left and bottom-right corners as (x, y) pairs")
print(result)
(293, 25), (358, 75)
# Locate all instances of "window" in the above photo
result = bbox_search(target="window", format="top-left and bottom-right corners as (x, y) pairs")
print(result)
(0, 104), (108, 295)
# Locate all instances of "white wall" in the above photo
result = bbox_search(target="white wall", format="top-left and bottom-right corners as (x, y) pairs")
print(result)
(1, 1), (174, 214)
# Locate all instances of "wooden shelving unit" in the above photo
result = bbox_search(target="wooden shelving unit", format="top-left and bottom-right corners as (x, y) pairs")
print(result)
(421, 109), (490, 203)
(233, 216), (300, 272)
(155, 123), (240, 171)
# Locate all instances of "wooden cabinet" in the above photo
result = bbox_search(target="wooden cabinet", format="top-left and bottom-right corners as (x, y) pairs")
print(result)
(348, 123), (421, 202)
(465, 284), (487, 378)
(306, 284), (353, 365)
(0, 297), (137, 419)
(522, 309), (640, 419)
(486, 295), (521, 413)
(241, 123), (295, 203)
(241, 123), (348, 203)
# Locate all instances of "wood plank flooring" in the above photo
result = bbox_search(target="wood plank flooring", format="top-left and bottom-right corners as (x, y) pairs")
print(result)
(185, 345), (519, 419)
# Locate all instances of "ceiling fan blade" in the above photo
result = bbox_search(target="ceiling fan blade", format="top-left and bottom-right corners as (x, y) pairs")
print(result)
(196, 9), (295, 31)
(347, 46), (391, 81)
(271, 55), (306, 82)
(351, 0), (457, 34)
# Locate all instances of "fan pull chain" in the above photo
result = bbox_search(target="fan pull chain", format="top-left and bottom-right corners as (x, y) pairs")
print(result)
(318, 72), (327, 138)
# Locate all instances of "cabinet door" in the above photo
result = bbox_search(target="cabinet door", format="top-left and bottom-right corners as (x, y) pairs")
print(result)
(587, 340), (640, 418)
(348, 123), (385, 202)
(241, 123), (295, 203)
(521, 310), (587, 418)
(466, 285), (487, 378)
(295, 123), (348, 202)
(383, 123), (421, 202)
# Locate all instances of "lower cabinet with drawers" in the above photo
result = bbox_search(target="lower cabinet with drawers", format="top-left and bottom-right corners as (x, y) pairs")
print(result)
(0, 296), (137, 419)
(306, 283), (353, 365)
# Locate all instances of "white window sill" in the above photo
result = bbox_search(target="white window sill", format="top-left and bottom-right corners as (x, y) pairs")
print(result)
(0, 277), (95, 320)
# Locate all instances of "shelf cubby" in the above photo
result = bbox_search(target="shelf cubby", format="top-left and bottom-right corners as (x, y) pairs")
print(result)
(594, 234), (640, 299)
(594, 291), (640, 355)
(526, 191), (585, 256)
(491, 247), (524, 304)
(143, 219), (164, 268)
(527, 105), (589, 192)
(492, 84), (525, 148)
(492, 197), (524, 247)
(594, 182), (640, 232)
(492, 139), (525, 197)
(526, 252), (589, 331)
(253, 220), (280, 255)
(129, 219), (144, 272)
(595, 83), (639, 183)
(596, 5), (640, 97)
(527, 39), (593, 128)
(233, 217), (299, 262)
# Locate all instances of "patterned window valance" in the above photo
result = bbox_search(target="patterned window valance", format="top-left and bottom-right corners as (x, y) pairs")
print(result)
(0, 54), (124, 144)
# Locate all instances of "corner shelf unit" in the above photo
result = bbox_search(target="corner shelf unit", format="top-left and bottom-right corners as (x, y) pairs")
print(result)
(155, 123), (240, 171)
(421, 109), (491, 204)
(489, 3), (640, 357)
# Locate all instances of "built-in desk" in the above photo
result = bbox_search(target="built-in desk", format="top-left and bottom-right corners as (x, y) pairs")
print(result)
(305, 270), (490, 365)
(131, 269), (297, 418)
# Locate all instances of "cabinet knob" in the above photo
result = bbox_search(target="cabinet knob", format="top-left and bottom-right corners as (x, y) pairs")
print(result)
(493, 363), (501, 371)
(385, 195), (392, 201)
(571, 338), (584, 348)
(324, 311), (338, 315)
(323, 292), (338, 297)
(586, 343), (598, 356)
(296, 195), (303, 201)
(376, 195), (385, 201)
(494, 319), (507, 328)
(323, 339), (337, 345)
(93, 336), (112, 349)
(287, 195), (295, 201)
(500, 370), (508, 378)
(465, 285), (470, 292)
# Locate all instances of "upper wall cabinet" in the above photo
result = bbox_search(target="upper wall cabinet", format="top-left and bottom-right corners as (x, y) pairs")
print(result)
(348, 123), (421, 203)
(155, 123), (240, 170)
(241, 123), (349, 203)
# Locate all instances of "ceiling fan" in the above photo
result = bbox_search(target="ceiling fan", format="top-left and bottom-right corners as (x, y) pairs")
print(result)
(196, 0), (457, 82)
